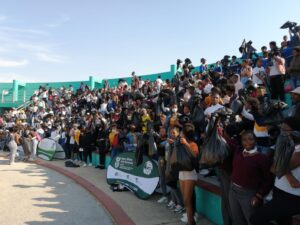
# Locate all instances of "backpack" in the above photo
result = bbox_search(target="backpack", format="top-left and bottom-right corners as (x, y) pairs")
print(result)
(65, 160), (80, 167)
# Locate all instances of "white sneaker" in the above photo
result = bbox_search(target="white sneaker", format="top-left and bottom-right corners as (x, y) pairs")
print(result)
(174, 205), (184, 213)
(199, 169), (210, 175)
(180, 212), (199, 223)
(28, 158), (35, 162)
(166, 200), (176, 209)
(180, 213), (188, 223)
(88, 163), (93, 167)
(83, 163), (87, 167)
(157, 196), (168, 204)
(194, 212), (199, 222)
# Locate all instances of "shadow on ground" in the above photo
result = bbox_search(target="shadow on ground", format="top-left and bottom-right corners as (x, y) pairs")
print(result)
(3, 162), (113, 225)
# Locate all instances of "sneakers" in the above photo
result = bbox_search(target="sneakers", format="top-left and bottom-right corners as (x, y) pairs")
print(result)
(83, 163), (87, 167)
(166, 200), (176, 209)
(173, 205), (184, 214)
(157, 196), (168, 204)
(88, 163), (93, 167)
(180, 212), (199, 223)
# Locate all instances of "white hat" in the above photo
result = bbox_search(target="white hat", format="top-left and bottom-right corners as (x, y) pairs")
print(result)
(290, 87), (300, 95)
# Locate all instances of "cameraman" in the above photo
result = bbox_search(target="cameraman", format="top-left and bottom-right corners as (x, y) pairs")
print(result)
(267, 51), (285, 101)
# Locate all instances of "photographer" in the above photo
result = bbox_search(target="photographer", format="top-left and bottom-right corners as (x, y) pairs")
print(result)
(240, 59), (253, 87)
(229, 56), (241, 74)
(252, 58), (266, 86)
(267, 51), (285, 101)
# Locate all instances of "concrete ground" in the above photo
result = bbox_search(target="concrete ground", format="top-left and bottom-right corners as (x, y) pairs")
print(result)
(0, 154), (114, 225)
(0, 152), (215, 225)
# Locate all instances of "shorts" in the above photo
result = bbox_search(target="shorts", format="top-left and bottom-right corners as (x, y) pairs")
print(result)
(179, 170), (198, 181)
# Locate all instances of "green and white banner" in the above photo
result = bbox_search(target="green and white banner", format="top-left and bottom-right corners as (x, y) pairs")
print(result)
(37, 138), (57, 161)
(107, 152), (159, 199)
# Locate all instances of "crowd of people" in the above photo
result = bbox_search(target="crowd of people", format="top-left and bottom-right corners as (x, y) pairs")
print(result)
(1, 26), (300, 225)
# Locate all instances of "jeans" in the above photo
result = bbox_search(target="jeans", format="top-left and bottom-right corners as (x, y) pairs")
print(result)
(84, 147), (92, 164)
(158, 157), (167, 196)
(111, 148), (122, 159)
(170, 186), (183, 206)
(8, 141), (17, 164)
(31, 139), (38, 159)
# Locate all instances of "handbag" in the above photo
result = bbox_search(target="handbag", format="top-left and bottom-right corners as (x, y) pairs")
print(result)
(170, 140), (196, 172)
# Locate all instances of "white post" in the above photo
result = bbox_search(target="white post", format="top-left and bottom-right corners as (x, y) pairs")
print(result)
(23, 90), (26, 103)
(12, 91), (15, 103)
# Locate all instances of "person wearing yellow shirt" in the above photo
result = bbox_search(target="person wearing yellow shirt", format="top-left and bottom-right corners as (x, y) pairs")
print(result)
(141, 109), (151, 133)
(73, 126), (81, 163)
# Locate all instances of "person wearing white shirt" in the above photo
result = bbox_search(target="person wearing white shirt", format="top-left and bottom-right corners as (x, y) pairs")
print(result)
(252, 58), (265, 86)
(268, 52), (285, 101)
(204, 93), (224, 116)
(156, 76), (163, 87)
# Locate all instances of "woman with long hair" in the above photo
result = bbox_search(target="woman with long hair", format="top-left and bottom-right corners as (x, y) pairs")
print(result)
(179, 123), (199, 225)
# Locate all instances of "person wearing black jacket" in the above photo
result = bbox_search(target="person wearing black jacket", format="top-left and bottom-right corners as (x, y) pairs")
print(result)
(79, 127), (94, 167)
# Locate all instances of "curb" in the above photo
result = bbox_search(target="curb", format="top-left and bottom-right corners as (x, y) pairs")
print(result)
(35, 159), (136, 225)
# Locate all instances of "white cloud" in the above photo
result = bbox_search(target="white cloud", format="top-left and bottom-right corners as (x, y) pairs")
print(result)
(46, 15), (71, 28)
(0, 58), (28, 67)
(0, 26), (48, 35)
(36, 52), (66, 63)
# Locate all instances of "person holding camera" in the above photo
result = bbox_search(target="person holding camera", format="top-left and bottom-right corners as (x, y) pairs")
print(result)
(266, 51), (285, 101)
(240, 59), (253, 87)
(252, 58), (266, 86)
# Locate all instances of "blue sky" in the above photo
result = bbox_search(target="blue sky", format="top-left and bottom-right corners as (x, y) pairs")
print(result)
(0, 0), (300, 82)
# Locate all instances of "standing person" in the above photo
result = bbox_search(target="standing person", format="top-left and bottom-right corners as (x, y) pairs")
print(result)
(75, 126), (83, 163)
(252, 58), (266, 86)
(154, 127), (168, 204)
(69, 124), (76, 161)
(199, 58), (208, 74)
(21, 129), (32, 161)
(240, 59), (253, 87)
(228, 130), (274, 225)
(287, 46), (300, 89)
(29, 129), (40, 161)
(6, 128), (19, 165)
(95, 123), (109, 169)
(79, 127), (93, 167)
(166, 127), (184, 214)
(178, 123), (199, 225)
(267, 51), (285, 101)
(250, 117), (300, 225)
(109, 124), (122, 158)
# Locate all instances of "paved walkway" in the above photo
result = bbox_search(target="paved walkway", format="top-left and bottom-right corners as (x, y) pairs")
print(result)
(0, 152), (215, 225)
(0, 154), (114, 225)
